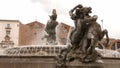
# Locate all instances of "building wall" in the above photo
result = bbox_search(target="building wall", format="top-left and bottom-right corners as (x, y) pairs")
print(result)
(19, 21), (45, 45)
(0, 20), (19, 46)
(19, 23), (32, 45)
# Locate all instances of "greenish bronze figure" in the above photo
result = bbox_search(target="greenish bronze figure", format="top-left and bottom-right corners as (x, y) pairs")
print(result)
(56, 4), (109, 66)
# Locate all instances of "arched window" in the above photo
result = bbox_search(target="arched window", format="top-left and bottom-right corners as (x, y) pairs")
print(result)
(7, 24), (10, 28)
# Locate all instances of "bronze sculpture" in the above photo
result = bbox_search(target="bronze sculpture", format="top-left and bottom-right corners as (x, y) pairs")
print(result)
(56, 4), (109, 66)
(44, 9), (58, 45)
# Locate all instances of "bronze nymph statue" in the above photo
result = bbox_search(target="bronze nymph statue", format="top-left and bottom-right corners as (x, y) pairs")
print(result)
(56, 4), (109, 66)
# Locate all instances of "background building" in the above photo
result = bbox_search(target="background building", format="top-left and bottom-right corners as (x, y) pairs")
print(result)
(19, 21), (45, 45)
(0, 19), (119, 51)
(0, 20), (20, 48)
(0, 19), (71, 48)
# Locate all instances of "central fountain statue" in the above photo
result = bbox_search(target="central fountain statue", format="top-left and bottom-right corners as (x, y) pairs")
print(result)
(56, 4), (109, 66)
(44, 9), (58, 45)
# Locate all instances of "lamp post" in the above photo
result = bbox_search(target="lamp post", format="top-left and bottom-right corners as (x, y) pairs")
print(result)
(101, 20), (103, 30)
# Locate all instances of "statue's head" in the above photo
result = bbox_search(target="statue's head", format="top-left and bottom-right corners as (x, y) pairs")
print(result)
(83, 7), (92, 15)
(75, 8), (83, 16)
(52, 9), (56, 15)
(75, 5), (83, 15)
(49, 9), (57, 20)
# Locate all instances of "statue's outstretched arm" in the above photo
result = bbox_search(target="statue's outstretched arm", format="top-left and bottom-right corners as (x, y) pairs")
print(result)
(69, 4), (83, 16)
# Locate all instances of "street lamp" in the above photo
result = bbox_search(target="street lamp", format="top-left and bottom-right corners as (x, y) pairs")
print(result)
(101, 20), (103, 30)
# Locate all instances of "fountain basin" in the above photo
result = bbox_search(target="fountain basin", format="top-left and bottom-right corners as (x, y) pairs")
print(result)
(0, 46), (120, 68)
(0, 56), (55, 68)
(0, 56), (120, 68)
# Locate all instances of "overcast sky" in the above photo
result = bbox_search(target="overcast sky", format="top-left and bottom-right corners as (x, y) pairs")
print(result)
(0, 0), (120, 39)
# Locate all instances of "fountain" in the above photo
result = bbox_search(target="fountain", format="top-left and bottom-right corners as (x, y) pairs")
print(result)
(44, 9), (58, 45)
(96, 48), (120, 58)
(0, 4), (120, 68)
(3, 45), (67, 56)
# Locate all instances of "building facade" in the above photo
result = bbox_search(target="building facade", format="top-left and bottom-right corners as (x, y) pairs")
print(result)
(19, 21), (45, 45)
(0, 20), (20, 48)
